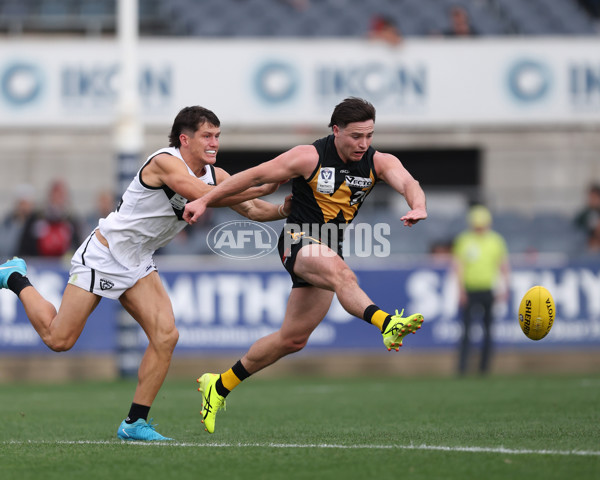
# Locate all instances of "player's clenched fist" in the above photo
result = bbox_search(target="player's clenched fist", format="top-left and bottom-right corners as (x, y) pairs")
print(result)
(183, 198), (207, 225)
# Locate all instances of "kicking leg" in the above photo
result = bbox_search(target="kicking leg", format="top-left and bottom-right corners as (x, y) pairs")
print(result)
(294, 244), (371, 319)
(294, 244), (423, 350)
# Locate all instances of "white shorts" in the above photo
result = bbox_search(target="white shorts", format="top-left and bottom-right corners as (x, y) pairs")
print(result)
(68, 231), (157, 300)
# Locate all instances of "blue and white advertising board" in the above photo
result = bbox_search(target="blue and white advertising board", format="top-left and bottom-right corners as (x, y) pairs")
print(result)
(1, 258), (599, 354)
(1, 38), (599, 127)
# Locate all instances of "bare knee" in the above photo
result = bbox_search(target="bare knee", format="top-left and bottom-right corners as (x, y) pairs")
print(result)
(334, 266), (358, 291)
(280, 335), (308, 355)
(152, 324), (179, 354)
(168, 326), (179, 350)
(45, 336), (76, 353)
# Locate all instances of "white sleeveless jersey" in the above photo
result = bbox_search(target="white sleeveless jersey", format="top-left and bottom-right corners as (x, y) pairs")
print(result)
(98, 147), (216, 268)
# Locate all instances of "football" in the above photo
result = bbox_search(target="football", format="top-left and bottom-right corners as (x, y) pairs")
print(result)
(518, 285), (555, 341)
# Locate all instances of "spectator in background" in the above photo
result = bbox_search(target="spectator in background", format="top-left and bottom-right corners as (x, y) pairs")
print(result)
(452, 205), (509, 376)
(587, 222), (600, 254)
(367, 14), (403, 46)
(429, 239), (453, 264)
(574, 183), (600, 252)
(17, 179), (82, 258)
(444, 5), (477, 36)
(0, 184), (36, 259)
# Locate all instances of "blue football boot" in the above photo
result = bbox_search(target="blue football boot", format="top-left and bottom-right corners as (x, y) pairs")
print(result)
(117, 418), (173, 441)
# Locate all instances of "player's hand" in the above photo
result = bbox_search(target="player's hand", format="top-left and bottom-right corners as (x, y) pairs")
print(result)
(183, 199), (207, 225)
(282, 193), (293, 216)
(401, 208), (427, 227)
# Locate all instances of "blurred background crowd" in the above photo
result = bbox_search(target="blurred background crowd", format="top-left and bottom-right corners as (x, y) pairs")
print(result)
(1, 0), (599, 37)
(1, 0), (599, 261)
(2, 178), (600, 260)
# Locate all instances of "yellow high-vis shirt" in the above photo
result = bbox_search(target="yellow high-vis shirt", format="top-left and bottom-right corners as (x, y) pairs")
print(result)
(453, 230), (508, 291)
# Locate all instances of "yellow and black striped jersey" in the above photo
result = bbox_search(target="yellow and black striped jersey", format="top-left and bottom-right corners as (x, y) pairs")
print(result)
(287, 134), (378, 228)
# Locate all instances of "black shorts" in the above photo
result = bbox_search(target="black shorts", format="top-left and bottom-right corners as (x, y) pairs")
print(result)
(277, 226), (343, 288)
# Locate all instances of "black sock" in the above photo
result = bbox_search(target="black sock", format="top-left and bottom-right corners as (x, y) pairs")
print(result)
(231, 359), (251, 381)
(215, 360), (251, 398)
(364, 304), (393, 332)
(125, 403), (150, 424)
(215, 377), (230, 397)
(7, 273), (32, 297)
(363, 304), (380, 324)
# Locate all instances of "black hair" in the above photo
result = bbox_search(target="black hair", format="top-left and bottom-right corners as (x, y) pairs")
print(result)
(328, 97), (376, 129)
(168, 106), (221, 148)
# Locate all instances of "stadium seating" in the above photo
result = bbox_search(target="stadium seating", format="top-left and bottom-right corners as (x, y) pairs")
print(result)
(0, 0), (597, 37)
(157, 0), (597, 37)
(0, 0), (166, 35)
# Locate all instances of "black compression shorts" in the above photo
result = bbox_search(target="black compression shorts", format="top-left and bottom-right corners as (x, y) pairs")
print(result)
(277, 227), (343, 288)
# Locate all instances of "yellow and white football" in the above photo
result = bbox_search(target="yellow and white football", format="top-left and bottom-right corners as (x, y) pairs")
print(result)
(518, 285), (555, 341)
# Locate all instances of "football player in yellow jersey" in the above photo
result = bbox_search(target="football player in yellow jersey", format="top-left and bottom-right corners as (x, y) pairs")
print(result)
(185, 97), (427, 433)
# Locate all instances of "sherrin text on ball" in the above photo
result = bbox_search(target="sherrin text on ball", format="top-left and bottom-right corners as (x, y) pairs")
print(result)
(518, 285), (555, 341)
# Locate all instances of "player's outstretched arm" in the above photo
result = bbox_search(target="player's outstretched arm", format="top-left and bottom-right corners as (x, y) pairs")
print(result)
(374, 151), (427, 227)
(230, 194), (293, 222)
(184, 145), (317, 225)
(213, 167), (292, 222)
(208, 180), (281, 207)
(147, 152), (280, 207)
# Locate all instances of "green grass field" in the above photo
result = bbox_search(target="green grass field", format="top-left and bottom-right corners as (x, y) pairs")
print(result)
(1, 374), (598, 480)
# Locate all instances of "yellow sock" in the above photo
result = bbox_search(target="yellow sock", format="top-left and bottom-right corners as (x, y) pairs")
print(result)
(220, 368), (243, 392)
(371, 310), (390, 332)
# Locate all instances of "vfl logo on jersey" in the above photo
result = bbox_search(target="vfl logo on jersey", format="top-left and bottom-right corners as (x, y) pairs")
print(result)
(345, 176), (372, 188)
(162, 185), (189, 220)
(168, 193), (188, 220)
(170, 193), (187, 211)
(99, 278), (114, 291)
(317, 167), (335, 194)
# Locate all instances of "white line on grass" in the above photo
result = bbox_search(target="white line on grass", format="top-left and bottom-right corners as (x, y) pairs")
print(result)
(4, 440), (599, 457)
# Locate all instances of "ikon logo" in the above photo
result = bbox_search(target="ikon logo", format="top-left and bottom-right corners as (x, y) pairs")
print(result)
(206, 221), (279, 260)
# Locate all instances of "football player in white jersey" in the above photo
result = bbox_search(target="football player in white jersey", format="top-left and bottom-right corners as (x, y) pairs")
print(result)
(0, 106), (291, 441)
